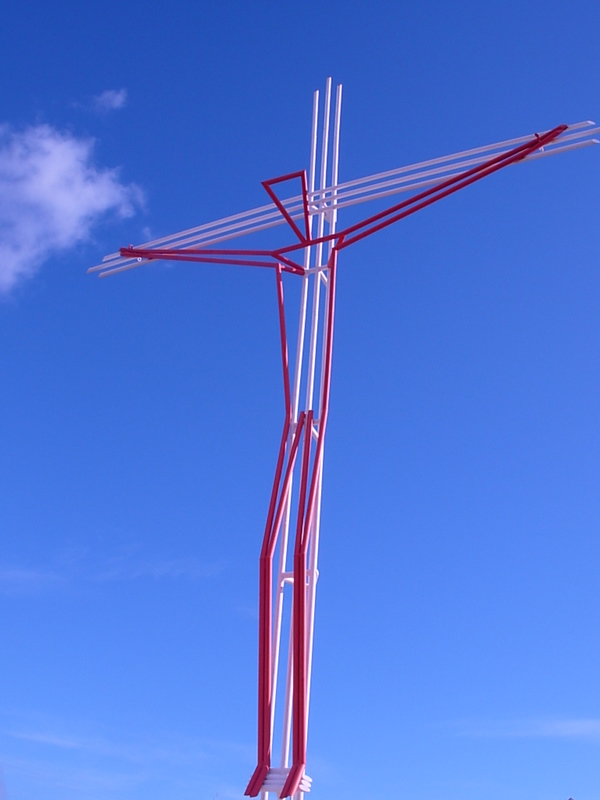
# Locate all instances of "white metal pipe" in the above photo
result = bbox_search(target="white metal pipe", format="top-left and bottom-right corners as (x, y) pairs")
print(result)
(527, 138), (599, 160)
(303, 80), (343, 750)
(325, 129), (600, 202)
(97, 119), (598, 266)
(91, 124), (599, 276)
(277, 86), (319, 767)
(281, 77), (332, 779)
(304, 79), (332, 411)
(329, 83), (343, 232)
(89, 87), (599, 800)
(311, 121), (599, 201)
(97, 199), (284, 262)
(280, 611), (294, 770)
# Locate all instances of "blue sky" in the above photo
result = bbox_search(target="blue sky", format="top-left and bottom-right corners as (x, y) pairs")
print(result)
(1, 1), (599, 799)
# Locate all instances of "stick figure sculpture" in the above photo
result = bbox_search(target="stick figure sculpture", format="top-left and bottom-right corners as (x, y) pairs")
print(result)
(90, 79), (598, 799)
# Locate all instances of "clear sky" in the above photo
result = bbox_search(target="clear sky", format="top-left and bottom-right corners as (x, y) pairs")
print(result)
(1, 2), (599, 799)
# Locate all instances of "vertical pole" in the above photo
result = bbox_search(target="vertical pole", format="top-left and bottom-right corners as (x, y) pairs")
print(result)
(282, 247), (339, 800)
(251, 79), (341, 799)
(281, 78), (341, 800)
(288, 78), (331, 796)
(305, 77), (332, 411)
(304, 82), (342, 742)
(279, 89), (320, 776)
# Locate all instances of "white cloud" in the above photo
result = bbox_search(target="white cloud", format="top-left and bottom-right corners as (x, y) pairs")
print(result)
(0, 123), (143, 294)
(0, 549), (220, 594)
(457, 718), (600, 741)
(0, 566), (63, 595)
(0, 709), (256, 798)
(5, 725), (255, 777)
(0, 752), (142, 796)
(94, 554), (221, 581)
(92, 88), (128, 113)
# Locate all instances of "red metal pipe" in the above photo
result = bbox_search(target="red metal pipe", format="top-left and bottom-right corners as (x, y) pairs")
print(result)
(279, 409), (314, 798)
(281, 250), (339, 799)
(245, 273), (296, 797)
(274, 253), (306, 274)
(270, 126), (568, 258)
(262, 171), (309, 244)
(117, 122), (571, 800)
(122, 127), (568, 277)
(338, 127), (567, 248)
(245, 413), (306, 797)
(275, 266), (291, 417)
(120, 248), (306, 276)
(300, 249), (338, 543)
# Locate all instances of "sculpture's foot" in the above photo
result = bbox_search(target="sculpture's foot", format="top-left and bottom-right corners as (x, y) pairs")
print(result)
(245, 762), (269, 797)
(257, 767), (312, 797)
(280, 763), (309, 797)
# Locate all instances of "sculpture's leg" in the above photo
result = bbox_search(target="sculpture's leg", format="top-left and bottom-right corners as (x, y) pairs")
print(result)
(280, 410), (314, 799)
(246, 266), (296, 797)
(281, 252), (338, 799)
(245, 413), (307, 796)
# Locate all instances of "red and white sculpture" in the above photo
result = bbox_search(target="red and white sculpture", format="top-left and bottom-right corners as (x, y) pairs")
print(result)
(90, 79), (598, 799)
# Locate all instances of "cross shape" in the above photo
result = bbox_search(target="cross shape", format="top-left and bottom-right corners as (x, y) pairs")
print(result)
(89, 79), (598, 799)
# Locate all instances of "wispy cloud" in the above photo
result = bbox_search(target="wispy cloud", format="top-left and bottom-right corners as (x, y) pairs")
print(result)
(7, 727), (252, 766)
(0, 752), (143, 796)
(0, 123), (142, 294)
(457, 717), (600, 741)
(0, 566), (63, 596)
(0, 548), (220, 595)
(8, 729), (198, 764)
(0, 723), (253, 798)
(94, 554), (221, 582)
(92, 88), (128, 113)
(235, 603), (259, 621)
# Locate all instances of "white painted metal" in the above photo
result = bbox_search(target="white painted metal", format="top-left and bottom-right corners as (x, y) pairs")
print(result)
(88, 121), (598, 279)
(271, 87), (320, 747)
(281, 78), (334, 800)
(262, 767), (312, 795)
(259, 78), (341, 800)
(273, 86), (320, 795)
(305, 77), (332, 412)
(261, 83), (332, 800)
(304, 80), (343, 754)
(89, 82), (598, 800)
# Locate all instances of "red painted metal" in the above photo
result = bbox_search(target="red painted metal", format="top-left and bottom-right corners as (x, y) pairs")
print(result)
(281, 246), (339, 799)
(275, 265), (291, 416)
(122, 126), (566, 278)
(336, 126), (567, 248)
(113, 123), (571, 799)
(120, 246), (305, 276)
(282, 406), (314, 797)
(246, 414), (305, 796)
(246, 267), (305, 797)
(267, 125), (568, 258)
(262, 171), (311, 243)
(274, 252), (306, 275)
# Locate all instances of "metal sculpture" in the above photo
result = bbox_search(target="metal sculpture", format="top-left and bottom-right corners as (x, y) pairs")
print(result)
(89, 79), (598, 799)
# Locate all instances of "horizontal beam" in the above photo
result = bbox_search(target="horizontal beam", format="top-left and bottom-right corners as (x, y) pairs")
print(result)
(89, 122), (598, 278)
